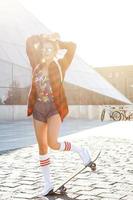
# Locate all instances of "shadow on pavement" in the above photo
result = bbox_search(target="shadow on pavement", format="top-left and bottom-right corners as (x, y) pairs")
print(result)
(32, 193), (82, 200)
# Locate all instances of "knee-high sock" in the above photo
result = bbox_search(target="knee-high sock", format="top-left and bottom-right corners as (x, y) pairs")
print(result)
(39, 153), (53, 187)
(59, 141), (82, 153)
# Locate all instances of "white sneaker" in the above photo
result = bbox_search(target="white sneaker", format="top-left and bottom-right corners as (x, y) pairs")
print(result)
(42, 184), (54, 196)
(79, 147), (91, 166)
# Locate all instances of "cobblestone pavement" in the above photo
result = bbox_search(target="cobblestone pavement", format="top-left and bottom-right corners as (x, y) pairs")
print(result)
(0, 121), (133, 200)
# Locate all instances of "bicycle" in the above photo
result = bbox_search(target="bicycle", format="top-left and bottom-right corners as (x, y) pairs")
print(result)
(101, 105), (133, 121)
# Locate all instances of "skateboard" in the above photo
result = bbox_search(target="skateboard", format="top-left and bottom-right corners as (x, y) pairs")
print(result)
(53, 150), (101, 194)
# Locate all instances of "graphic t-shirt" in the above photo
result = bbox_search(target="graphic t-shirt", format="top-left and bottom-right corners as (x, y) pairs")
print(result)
(34, 69), (54, 102)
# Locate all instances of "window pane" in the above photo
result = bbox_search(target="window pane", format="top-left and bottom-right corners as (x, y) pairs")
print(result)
(0, 87), (13, 105)
(1, 43), (28, 67)
(13, 64), (31, 88)
(0, 60), (12, 87)
(0, 44), (9, 61)
(12, 87), (29, 105)
(0, 87), (29, 105)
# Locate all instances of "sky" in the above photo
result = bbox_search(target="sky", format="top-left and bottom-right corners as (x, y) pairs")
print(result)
(20, 0), (133, 68)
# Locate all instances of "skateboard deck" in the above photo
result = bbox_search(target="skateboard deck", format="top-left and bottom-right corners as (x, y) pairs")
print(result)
(54, 150), (101, 194)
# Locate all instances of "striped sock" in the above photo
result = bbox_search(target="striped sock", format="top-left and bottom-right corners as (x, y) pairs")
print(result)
(59, 141), (82, 153)
(39, 154), (53, 188)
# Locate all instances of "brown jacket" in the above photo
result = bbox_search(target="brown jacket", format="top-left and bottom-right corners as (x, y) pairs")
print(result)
(26, 35), (77, 122)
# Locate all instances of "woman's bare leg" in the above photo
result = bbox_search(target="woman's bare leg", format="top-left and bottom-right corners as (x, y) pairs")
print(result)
(47, 113), (61, 150)
(32, 117), (48, 154)
(47, 113), (74, 151)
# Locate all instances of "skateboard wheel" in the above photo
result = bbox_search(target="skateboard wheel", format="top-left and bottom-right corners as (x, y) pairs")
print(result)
(61, 185), (66, 191)
(90, 162), (96, 171)
(60, 185), (67, 193)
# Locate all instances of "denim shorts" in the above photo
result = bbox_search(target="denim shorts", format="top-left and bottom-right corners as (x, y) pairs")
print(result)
(32, 99), (59, 123)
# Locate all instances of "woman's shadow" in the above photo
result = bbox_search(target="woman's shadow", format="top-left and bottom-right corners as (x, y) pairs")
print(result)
(32, 192), (82, 200)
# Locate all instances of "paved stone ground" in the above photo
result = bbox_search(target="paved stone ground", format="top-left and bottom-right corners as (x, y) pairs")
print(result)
(0, 121), (133, 200)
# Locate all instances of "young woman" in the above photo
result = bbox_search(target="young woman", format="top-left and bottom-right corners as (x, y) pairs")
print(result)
(26, 33), (92, 196)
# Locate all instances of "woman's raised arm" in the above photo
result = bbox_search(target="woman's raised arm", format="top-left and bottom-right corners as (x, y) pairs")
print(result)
(58, 41), (77, 73)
